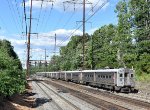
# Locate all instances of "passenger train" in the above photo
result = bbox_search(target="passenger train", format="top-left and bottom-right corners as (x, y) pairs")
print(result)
(37, 68), (135, 92)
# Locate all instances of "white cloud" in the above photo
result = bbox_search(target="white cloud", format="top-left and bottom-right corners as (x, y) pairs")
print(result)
(25, 0), (52, 8)
(0, 35), (6, 39)
(1, 27), (98, 68)
(33, 28), (82, 46)
(87, 27), (98, 35)
(1, 27), (98, 48)
(1, 29), (82, 47)
(24, 0), (110, 11)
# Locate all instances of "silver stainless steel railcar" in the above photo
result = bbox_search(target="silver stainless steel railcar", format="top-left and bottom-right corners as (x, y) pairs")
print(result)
(36, 68), (135, 92)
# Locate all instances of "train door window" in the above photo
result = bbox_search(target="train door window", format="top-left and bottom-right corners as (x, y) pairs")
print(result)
(120, 74), (123, 77)
(125, 73), (128, 77)
(131, 74), (134, 77)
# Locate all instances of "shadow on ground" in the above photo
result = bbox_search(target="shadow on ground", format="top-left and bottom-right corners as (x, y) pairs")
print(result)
(32, 97), (52, 108)
(0, 91), (36, 110)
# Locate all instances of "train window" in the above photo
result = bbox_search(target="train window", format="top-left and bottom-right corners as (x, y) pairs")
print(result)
(98, 75), (100, 78)
(125, 73), (128, 77)
(131, 74), (133, 77)
(106, 76), (108, 78)
(120, 74), (123, 77)
(109, 76), (111, 78)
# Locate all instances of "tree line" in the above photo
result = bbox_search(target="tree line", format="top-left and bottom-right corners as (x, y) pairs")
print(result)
(0, 40), (26, 99)
(31, 0), (150, 75)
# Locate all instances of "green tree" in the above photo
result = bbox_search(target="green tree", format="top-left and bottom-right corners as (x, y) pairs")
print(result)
(129, 0), (150, 74)
(0, 39), (25, 97)
(114, 0), (134, 68)
(91, 24), (117, 69)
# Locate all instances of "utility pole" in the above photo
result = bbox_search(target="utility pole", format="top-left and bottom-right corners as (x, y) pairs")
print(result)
(26, 0), (54, 78)
(26, 0), (33, 78)
(63, 0), (92, 70)
(44, 48), (47, 72)
(54, 33), (57, 55)
(82, 0), (85, 70)
(91, 35), (94, 70)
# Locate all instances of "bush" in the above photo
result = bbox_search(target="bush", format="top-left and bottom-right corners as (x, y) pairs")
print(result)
(0, 40), (26, 97)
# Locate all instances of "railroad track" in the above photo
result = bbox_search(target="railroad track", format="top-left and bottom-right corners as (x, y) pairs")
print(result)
(84, 86), (150, 109)
(44, 80), (129, 110)
(33, 81), (63, 110)
(35, 81), (80, 110)
(44, 79), (150, 110)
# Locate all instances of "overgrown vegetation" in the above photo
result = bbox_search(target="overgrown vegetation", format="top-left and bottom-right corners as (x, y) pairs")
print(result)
(0, 40), (26, 98)
(31, 0), (150, 80)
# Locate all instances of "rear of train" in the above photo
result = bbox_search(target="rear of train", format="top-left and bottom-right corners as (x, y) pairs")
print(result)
(116, 68), (135, 92)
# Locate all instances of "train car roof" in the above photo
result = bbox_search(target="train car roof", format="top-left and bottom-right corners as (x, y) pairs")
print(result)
(82, 68), (124, 73)
(61, 71), (81, 73)
(36, 68), (133, 74)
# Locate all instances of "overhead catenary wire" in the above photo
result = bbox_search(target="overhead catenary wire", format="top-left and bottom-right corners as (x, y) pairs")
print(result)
(23, 0), (28, 41)
(14, 0), (24, 33)
(52, 1), (74, 31)
(56, 0), (94, 47)
(52, 0), (82, 52)
(56, 0), (109, 47)
(61, 1), (83, 29)
(39, 2), (50, 32)
(35, 0), (44, 32)
(40, 2), (54, 33)
(5, 0), (22, 35)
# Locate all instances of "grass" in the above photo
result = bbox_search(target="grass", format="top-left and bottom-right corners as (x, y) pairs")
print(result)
(135, 73), (150, 82)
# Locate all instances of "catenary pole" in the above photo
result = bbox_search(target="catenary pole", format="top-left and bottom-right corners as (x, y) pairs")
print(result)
(26, 0), (33, 78)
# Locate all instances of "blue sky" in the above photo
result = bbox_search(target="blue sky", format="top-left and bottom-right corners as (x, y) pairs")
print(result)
(0, 0), (119, 68)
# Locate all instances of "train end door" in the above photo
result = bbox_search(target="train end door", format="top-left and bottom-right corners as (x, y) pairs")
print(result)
(117, 69), (125, 87)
